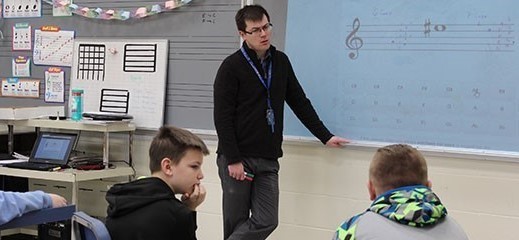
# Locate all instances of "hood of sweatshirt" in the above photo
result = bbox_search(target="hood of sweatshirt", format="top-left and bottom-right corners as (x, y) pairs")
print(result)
(334, 185), (448, 240)
(106, 177), (175, 218)
(369, 185), (447, 227)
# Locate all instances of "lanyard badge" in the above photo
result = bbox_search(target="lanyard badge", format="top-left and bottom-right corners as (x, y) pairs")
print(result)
(241, 47), (275, 133)
(266, 108), (275, 133)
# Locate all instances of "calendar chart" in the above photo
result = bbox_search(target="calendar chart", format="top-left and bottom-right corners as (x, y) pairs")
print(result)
(285, 0), (519, 153)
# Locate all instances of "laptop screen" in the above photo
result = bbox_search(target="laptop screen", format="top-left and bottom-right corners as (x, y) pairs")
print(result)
(31, 132), (77, 165)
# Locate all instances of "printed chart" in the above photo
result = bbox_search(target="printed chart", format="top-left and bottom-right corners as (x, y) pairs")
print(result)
(33, 28), (75, 66)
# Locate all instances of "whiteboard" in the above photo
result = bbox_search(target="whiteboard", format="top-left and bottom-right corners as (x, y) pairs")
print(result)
(285, 0), (519, 153)
(70, 38), (168, 129)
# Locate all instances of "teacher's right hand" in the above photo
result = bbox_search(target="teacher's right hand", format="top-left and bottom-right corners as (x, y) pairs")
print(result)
(228, 162), (245, 181)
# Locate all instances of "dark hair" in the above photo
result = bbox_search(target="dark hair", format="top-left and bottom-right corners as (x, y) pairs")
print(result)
(149, 126), (209, 173)
(369, 144), (428, 192)
(235, 4), (270, 32)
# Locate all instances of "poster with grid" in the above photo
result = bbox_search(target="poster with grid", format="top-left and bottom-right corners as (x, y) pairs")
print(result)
(77, 44), (106, 81)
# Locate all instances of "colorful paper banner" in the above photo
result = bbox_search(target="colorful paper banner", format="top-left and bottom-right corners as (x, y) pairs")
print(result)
(45, 0), (192, 21)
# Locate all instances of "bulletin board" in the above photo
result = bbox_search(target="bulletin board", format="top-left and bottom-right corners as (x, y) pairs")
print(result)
(70, 38), (168, 130)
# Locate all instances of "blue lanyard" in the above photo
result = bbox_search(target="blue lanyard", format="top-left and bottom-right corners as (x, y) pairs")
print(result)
(240, 47), (273, 110)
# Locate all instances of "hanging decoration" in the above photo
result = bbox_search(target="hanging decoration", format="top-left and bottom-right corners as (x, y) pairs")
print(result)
(43, 0), (192, 21)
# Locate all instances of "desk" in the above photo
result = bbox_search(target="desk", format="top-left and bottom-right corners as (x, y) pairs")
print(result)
(0, 119), (136, 208)
(0, 163), (134, 206)
(22, 119), (136, 168)
(2, 119), (136, 168)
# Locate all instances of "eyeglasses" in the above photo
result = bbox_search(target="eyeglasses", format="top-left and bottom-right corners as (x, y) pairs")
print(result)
(243, 23), (273, 35)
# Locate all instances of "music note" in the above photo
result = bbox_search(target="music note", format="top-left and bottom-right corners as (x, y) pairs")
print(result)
(345, 18), (363, 60)
(424, 19), (431, 37)
(434, 24), (447, 32)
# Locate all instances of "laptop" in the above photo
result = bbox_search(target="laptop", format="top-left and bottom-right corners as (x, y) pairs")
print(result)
(5, 132), (77, 171)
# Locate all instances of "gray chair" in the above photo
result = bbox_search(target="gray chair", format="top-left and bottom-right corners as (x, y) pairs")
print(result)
(72, 211), (111, 240)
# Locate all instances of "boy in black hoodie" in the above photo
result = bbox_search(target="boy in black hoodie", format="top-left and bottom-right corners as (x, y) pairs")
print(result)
(105, 126), (210, 240)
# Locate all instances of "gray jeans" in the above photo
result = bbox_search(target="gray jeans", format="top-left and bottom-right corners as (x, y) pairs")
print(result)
(217, 155), (279, 240)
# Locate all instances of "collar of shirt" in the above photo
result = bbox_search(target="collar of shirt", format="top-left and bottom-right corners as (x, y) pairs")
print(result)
(260, 51), (272, 78)
(241, 42), (275, 63)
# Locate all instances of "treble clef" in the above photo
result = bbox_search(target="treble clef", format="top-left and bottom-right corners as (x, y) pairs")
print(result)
(345, 18), (363, 60)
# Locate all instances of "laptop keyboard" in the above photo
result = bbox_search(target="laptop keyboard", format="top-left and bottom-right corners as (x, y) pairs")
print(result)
(6, 162), (61, 171)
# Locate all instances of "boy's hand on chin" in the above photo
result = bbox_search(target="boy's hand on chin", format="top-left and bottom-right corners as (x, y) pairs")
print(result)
(181, 184), (207, 211)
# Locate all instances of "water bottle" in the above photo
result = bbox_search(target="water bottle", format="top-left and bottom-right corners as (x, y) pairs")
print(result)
(70, 89), (84, 121)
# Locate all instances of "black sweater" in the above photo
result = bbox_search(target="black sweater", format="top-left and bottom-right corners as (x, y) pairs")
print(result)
(106, 177), (198, 240)
(213, 43), (333, 164)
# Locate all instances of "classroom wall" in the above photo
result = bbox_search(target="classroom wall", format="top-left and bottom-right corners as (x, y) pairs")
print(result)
(16, 0), (519, 239)
(199, 139), (519, 240)
(35, 133), (517, 240)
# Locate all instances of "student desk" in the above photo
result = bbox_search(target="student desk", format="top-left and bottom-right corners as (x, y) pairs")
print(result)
(0, 119), (136, 208)
(0, 163), (133, 206)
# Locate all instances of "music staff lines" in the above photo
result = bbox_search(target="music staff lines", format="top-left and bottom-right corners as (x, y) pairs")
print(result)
(344, 17), (516, 59)
(362, 23), (514, 27)
(360, 48), (513, 53)
(359, 29), (513, 33)
(369, 42), (510, 46)
(363, 36), (513, 39)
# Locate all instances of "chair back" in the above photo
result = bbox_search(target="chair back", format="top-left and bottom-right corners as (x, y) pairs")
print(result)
(0, 205), (75, 240)
(0, 205), (75, 230)
(72, 211), (111, 240)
